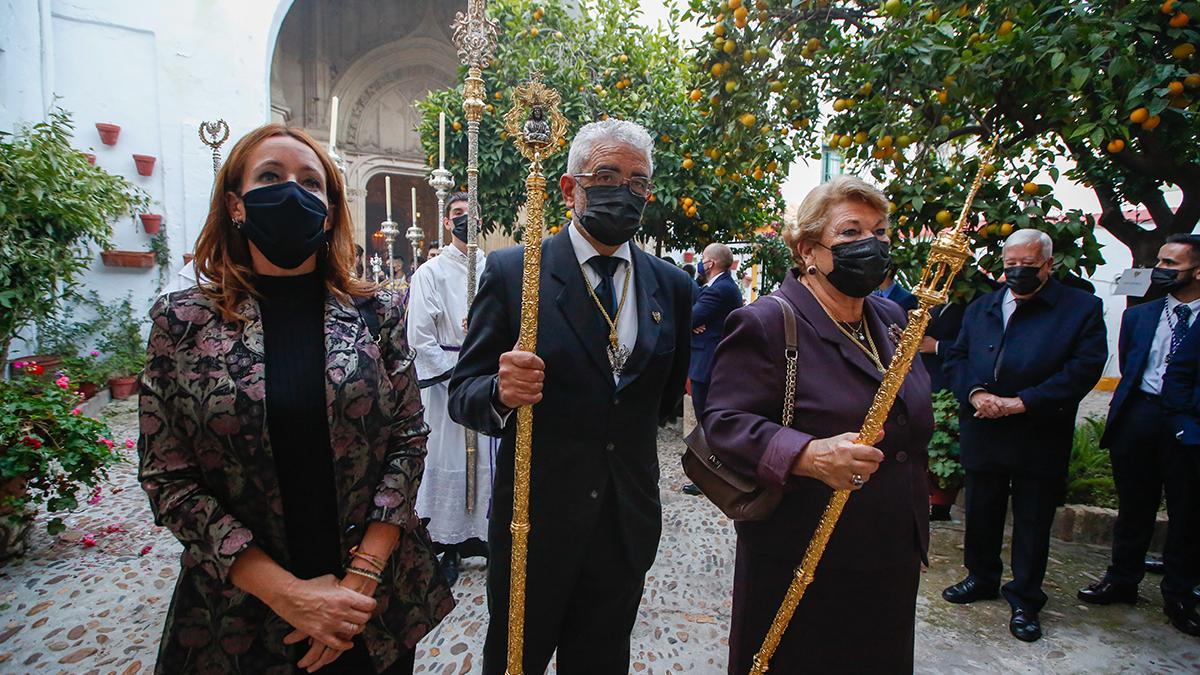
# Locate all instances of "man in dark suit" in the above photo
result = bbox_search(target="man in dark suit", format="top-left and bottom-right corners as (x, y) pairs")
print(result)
(689, 242), (744, 417)
(448, 119), (692, 674)
(1078, 234), (1200, 638)
(942, 228), (1107, 643)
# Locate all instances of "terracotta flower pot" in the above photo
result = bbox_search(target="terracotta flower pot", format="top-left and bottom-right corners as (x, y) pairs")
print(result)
(139, 213), (163, 234)
(7, 355), (63, 380)
(929, 482), (961, 507)
(132, 154), (156, 176)
(83, 152), (96, 165)
(108, 376), (138, 400)
(182, 253), (195, 265)
(95, 123), (121, 145)
(77, 382), (100, 400)
(100, 250), (155, 269)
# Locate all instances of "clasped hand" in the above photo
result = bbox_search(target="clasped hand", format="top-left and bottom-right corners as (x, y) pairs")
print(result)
(270, 574), (376, 673)
(970, 391), (1025, 419)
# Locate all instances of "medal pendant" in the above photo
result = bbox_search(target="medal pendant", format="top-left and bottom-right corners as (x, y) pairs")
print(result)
(607, 342), (630, 378)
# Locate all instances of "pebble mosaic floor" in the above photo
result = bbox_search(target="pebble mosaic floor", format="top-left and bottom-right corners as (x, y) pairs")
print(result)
(0, 397), (1196, 674)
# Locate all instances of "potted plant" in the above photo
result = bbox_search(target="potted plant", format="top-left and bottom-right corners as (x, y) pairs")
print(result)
(0, 107), (147, 367)
(98, 295), (146, 400)
(0, 363), (118, 559)
(60, 350), (111, 400)
(927, 389), (964, 520)
(149, 229), (171, 292)
(99, 250), (155, 268)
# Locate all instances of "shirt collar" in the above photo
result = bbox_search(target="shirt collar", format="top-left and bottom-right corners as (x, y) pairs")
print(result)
(568, 222), (632, 267)
(706, 270), (728, 287)
(1167, 293), (1200, 315)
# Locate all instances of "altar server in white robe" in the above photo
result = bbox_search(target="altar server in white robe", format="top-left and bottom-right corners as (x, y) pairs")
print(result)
(408, 192), (495, 585)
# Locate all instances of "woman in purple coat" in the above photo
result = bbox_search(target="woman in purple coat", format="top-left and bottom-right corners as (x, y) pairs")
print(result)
(703, 176), (933, 674)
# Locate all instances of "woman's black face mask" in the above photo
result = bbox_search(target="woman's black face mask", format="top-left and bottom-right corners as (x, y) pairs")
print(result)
(818, 237), (892, 298)
(239, 181), (329, 270)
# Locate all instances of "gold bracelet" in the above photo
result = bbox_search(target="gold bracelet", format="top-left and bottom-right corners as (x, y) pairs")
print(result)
(348, 546), (386, 572)
(345, 566), (382, 584)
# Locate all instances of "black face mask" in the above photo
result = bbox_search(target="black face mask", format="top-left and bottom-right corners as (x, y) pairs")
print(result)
(451, 214), (469, 243)
(240, 181), (329, 269)
(1004, 265), (1045, 295)
(578, 185), (646, 246)
(820, 237), (892, 298)
(1150, 266), (1196, 294)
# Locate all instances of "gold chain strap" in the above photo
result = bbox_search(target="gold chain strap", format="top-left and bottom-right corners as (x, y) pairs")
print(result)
(580, 260), (633, 348)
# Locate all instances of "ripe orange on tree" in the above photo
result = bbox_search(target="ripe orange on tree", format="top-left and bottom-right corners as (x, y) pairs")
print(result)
(1174, 43), (1196, 59)
(1107, 138), (1126, 153)
(1169, 81), (1186, 95)
(1163, 0), (1178, 13)
(682, 158), (695, 169)
(1130, 107), (1150, 124)
(1170, 12), (1190, 27)
(1022, 181), (1039, 195)
(690, 88), (703, 102)
(1186, 73), (1200, 88)
(998, 20), (1014, 36)
(1142, 114), (1162, 130)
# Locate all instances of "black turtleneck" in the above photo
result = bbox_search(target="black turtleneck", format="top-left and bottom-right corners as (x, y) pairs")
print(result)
(255, 271), (342, 581)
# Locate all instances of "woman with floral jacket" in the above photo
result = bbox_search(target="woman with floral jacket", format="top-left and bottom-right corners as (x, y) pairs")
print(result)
(138, 123), (453, 674)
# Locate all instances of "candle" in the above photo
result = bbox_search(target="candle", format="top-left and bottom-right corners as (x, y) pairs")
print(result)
(411, 187), (418, 226)
(438, 112), (446, 168)
(329, 96), (340, 149)
(385, 176), (392, 220)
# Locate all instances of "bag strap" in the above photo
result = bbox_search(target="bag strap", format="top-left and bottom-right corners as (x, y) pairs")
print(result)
(766, 295), (798, 427)
(353, 296), (382, 342)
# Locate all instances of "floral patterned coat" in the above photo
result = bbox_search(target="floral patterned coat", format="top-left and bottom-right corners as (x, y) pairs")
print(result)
(137, 285), (454, 674)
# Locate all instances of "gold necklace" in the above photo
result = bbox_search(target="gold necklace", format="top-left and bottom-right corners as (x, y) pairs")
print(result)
(814, 297), (885, 373)
(581, 261), (633, 377)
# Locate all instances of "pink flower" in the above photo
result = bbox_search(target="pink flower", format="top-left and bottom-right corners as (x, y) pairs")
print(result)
(21, 436), (43, 449)
(81, 534), (97, 548)
(87, 487), (102, 505)
(98, 437), (114, 450)
(12, 361), (25, 370)
(89, 350), (100, 357)
(139, 545), (153, 556)
(71, 407), (82, 416)
(103, 523), (124, 534)
(124, 438), (135, 449)
(55, 375), (70, 389)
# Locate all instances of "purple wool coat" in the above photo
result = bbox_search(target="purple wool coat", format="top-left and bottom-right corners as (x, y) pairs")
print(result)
(703, 270), (933, 674)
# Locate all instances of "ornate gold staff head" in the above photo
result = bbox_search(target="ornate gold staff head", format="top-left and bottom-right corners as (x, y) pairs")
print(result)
(503, 76), (569, 166)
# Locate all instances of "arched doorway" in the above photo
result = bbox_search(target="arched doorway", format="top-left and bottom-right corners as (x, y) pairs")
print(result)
(268, 0), (463, 247)
(362, 171), (442, 276)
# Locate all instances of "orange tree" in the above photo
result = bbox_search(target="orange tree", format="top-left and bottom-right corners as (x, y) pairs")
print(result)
(686, 0), (1200, 291)
(415, 0), (787, 251)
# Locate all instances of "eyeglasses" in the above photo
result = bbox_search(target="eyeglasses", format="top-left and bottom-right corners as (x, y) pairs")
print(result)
(572, 169), (653, 198)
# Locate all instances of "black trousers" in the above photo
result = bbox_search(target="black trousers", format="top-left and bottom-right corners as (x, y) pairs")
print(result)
(1163, 442), (1200, 606)
(482, 489), (646, 674)
(692, 379), (710, 421)
(963, 469), (1062, 613)
(1106, 391), (1171, 587)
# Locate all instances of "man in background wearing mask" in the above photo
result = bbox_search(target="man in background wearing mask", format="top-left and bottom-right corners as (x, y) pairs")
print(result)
(1080, 233), (1200, 637)
(449, 119), (692, 674)
(942, 228), (1107, 643)
(408, 192), (495, 586)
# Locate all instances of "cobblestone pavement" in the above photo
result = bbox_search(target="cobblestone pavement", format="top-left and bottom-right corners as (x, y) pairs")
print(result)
(0, 398), (1196, 674)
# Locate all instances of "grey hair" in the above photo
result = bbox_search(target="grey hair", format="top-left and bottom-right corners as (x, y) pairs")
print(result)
(566, 119), (655, 176)
(1003, 228), (1053, 261)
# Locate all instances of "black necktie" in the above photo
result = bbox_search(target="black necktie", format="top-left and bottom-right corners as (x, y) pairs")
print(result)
(587, 255), (622, 318)
(1171, 304), (1193, 357)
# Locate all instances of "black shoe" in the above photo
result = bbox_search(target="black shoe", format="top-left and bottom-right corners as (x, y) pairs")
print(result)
(1165, 601), (1200, 637)
(930, 504), (952, 521)
(1077, 579), (1138, 605)
(682, 483), (702, 496)
(942, 576), (1000, 604)
(1145, 557), (1166, 575)
(1009, 608), (1042, 642)
(439, 552), (460, 587)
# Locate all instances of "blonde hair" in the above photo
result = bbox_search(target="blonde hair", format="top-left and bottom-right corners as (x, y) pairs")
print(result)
(783, 175), (890, 267)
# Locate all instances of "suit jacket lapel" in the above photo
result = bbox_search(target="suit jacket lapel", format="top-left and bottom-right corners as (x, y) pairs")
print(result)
(547, 231), (614, 383)
(617, 247), (662, 392)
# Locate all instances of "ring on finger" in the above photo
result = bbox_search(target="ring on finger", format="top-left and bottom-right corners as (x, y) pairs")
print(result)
(851, 473), (864, 487)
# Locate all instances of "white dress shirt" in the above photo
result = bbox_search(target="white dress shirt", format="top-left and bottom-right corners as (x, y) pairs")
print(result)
(1140, 294), (1200, 395)
(1001, 289), (1018, 329)
(568, 222), (638, 383)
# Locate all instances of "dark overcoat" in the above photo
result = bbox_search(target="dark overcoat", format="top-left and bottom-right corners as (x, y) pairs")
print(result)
(703, 270), (933, 674)
(138, 286), (453, 674)
(943, 278), (1107, 477)
(689, 271), (745, 384)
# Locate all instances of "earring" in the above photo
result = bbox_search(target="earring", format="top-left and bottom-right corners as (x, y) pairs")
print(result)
(232, 218), (244, 230)
(806, 264), (818, 276)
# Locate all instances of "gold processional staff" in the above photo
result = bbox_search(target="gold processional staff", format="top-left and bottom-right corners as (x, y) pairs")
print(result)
(499, 77), (569, 675)
(452, 0), (498, 514)
(749, 139), (1000, 675)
